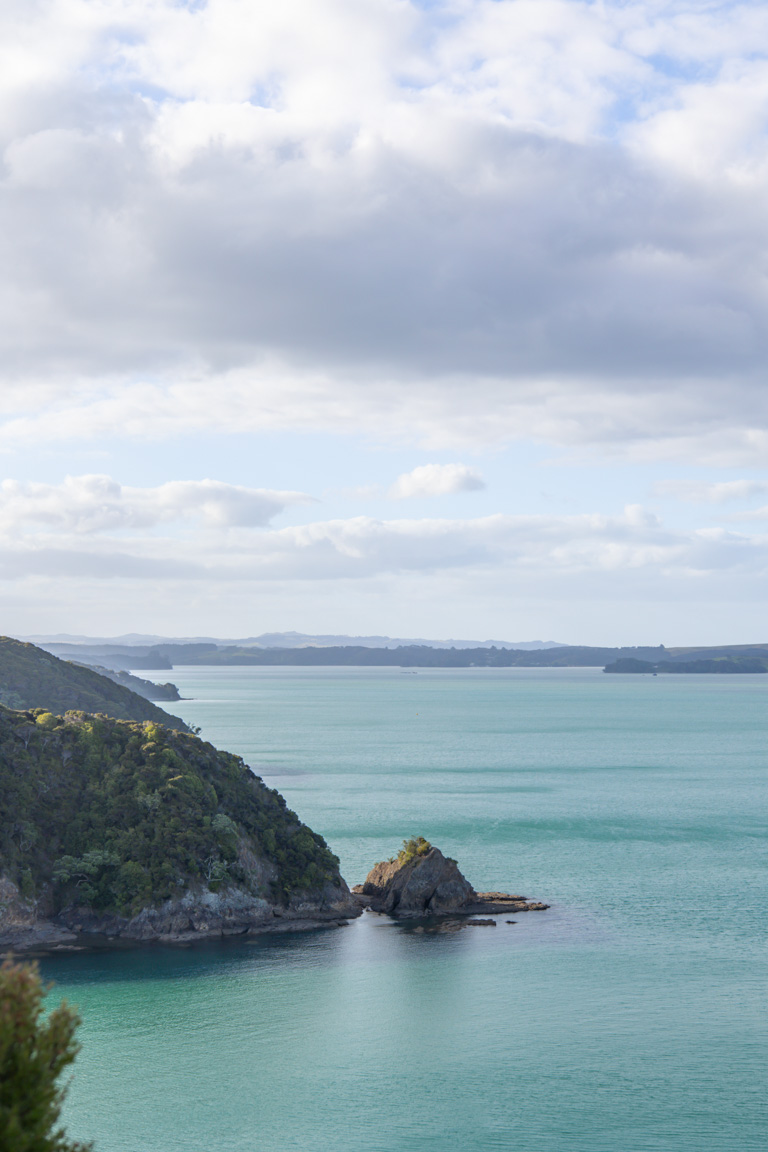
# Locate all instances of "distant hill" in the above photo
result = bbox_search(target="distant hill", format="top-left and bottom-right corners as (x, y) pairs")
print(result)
(24, 632), (566, 670)
(145, 644), (672, 668)
(605, 657), (767, 674)
(24, 631), (565, 650)
(21, 634), (768, 671)
(136, 642), (768, 669)
(70, 663), (182, 702)
(0, 637), (189, 730)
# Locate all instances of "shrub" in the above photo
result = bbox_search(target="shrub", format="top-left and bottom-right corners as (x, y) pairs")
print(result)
(0, 960), (92, 1151)
(397, 836), (432, 866)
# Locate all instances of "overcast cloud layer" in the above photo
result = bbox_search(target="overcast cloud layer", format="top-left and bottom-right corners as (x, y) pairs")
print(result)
(3, 0), (768, 639)
(2, 0), (768, 459)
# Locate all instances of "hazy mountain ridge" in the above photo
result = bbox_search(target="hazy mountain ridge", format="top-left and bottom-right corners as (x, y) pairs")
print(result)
(25, 631), (565, 657)
(20, 634), (768, 671)
(150, 641), (768, 669)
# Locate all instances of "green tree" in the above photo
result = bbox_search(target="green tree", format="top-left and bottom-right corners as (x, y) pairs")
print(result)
(0, 960), (92, 1151)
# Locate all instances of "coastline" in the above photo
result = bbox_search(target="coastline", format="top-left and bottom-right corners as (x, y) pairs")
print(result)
(0, 875), (362, 956)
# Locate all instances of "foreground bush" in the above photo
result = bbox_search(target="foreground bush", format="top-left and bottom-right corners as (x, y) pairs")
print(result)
(0, 960), (91, 1151)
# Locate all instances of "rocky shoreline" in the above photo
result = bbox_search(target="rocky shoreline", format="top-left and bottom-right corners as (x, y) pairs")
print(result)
(1, 840), (550, 956)
(351, 888), (549, 917)
(0, 875), (361, 955)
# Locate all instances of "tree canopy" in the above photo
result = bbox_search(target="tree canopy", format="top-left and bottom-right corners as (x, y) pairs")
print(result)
(0, 636), (188, 730)
(0, 707), (341, 914)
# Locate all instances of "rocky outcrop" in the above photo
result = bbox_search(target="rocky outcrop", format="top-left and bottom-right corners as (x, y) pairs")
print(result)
(360, 847), (476, 916)
(0, 877), (77, 951)
(355, 845), (549, 918)
(0, 874), (360, 952)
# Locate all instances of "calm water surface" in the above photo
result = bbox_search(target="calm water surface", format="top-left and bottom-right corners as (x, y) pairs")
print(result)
(42, 668), (768, 1151)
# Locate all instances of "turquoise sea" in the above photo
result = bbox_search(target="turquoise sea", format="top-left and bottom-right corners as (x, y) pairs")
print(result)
(42, 667), (767, 1152)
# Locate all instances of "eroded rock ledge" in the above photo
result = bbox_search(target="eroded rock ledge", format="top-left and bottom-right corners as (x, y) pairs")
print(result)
(0, 875), (360, 953)
(352, 840), (549, 918)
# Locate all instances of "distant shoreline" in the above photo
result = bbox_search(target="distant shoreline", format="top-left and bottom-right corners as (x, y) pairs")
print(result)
(30, 640), (768, 672)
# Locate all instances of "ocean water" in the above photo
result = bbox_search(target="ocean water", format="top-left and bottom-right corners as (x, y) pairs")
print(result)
(41, 667), (767, 1152)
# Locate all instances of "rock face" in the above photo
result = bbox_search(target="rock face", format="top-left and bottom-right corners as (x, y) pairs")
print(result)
(356, 843), (550, 919)
(0, 875), (359, 951)
(361, 847), (477, 916)
(0, 877), (77, 951)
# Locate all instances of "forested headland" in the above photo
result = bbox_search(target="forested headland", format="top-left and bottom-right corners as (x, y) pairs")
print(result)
(0, 637), (188, 729)
(0, 706), (357, 949)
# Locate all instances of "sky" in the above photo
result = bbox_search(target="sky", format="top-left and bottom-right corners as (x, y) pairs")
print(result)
(3, 0), (768, 645)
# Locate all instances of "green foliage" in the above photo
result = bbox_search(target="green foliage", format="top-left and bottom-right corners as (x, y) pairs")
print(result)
(397, 836), (432, 866)
(0, 635), (188, 730)
(0, 960), (92, 1152)
(0, 706), (342, 913)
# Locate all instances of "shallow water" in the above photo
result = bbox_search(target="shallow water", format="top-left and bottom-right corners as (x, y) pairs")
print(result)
(42, 667), (768, 1151)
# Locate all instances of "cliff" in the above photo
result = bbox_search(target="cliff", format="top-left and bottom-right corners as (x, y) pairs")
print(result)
(0, 707), (359, 950)
(0, 637), (189, 729)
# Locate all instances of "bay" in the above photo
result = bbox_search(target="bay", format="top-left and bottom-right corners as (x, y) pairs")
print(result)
(42, 667), (768, 1151)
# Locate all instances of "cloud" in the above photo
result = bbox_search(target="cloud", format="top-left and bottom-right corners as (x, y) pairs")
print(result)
(2, 1), (768, 460)
(653, 479), (768, 503)
(388, 464), (485, 499)
(0, 491), (764, 590)
(0, 476), (312, 534)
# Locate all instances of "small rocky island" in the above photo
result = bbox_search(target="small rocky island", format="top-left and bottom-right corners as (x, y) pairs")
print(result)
(353, 837), (549, 919)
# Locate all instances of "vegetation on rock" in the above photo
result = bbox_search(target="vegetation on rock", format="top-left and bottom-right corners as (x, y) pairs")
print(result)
(0, 636), (189, 729)
(0, 959), (91, 1151)
(0, 706), (342, 914)
(396, 836), (432, 865)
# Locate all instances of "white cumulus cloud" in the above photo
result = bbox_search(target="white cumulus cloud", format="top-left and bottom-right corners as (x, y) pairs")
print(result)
(0, 476), (312, 535)
(388, 464), (486, 499)
(0, 495), (761, 586)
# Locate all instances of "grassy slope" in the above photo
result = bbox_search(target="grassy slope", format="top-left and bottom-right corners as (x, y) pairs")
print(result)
(0, 637), (188, 730)
(0, 707), (341, 914)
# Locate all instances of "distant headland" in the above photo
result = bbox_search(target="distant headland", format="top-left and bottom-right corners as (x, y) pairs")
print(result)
(21, 634), (768, 673)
